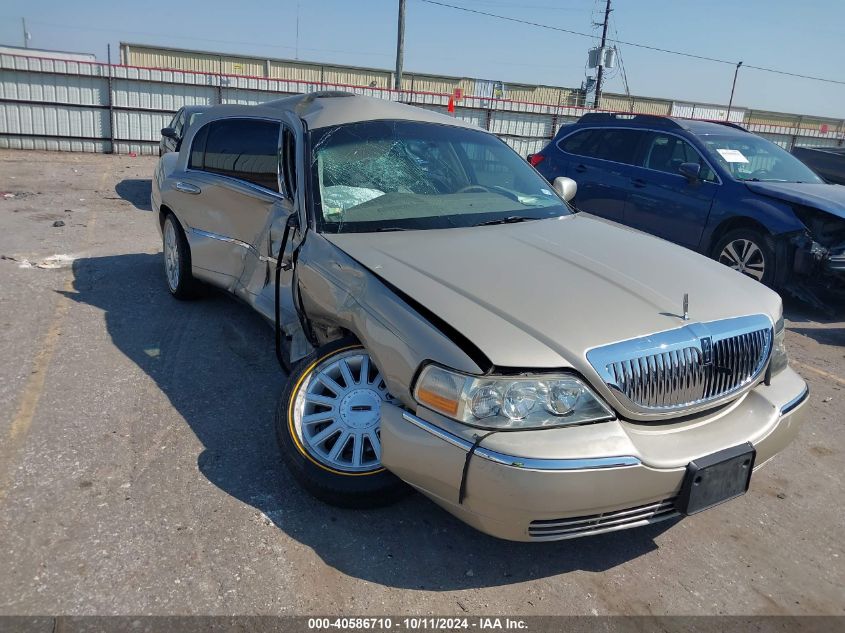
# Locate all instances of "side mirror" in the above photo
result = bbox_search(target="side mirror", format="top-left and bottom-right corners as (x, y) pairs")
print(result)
(553, 176), (578, 202)
(161, 127), (179, 140)
(679, 162), (701, 182)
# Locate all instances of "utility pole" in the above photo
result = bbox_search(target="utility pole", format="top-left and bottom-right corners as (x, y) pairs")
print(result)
(394, 0), (406, 92)
(22, 17), (30, 48)
(593, 0), (611, 109)
(295, 2), (300, 60)
(726, 61), (743, 121)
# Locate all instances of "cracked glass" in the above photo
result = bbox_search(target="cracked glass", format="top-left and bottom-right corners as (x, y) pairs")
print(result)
(309, 120), (568, 233)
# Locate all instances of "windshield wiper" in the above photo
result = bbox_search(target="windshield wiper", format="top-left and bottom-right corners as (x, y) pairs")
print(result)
(473, 215), (537, 227)
(375, 226), (410, 232)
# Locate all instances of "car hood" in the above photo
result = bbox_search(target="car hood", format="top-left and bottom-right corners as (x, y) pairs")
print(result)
(323, 214), (781, 370)
(745, 181), (845, 219)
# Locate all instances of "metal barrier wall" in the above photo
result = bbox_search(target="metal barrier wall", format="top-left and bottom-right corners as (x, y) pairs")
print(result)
(1, 52), (843, 157)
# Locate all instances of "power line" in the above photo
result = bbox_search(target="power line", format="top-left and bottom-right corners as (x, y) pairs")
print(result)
(417, 0), (845, 86)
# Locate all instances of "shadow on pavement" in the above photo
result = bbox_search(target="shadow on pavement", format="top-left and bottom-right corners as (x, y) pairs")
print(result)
(115, 179), (153, 211)
(63, 252), (675, 590)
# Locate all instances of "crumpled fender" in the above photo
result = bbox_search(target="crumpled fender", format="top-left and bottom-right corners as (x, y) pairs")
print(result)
(294, 233), (482, 406)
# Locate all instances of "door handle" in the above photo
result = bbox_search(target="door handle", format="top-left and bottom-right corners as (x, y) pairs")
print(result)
(631, 178), (647, 188)
(175, 181), (201, 194)
(574, 164), (587, 173)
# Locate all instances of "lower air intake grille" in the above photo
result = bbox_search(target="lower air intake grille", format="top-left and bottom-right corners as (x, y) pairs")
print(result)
(528, 499), (678, 540)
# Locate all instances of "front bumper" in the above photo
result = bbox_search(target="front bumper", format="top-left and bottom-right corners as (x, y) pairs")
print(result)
(381, 367), (808, 542)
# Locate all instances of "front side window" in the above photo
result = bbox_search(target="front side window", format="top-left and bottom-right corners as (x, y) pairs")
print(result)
(196, 119), (281, 192)
(310, 120), (568, 233)
(640, 133), (717, 182)
(700, 133), (823, 183)
(167, 109), (183, 135)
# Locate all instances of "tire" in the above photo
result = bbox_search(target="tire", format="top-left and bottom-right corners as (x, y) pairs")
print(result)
(712, 228), (776, 287)
(275, 337), (410, 508)
(162, 213), (198, 299)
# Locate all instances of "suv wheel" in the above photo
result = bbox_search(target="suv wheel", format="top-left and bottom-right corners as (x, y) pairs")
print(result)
(275, 337), (410, 508)
(713, 228), (775, 286)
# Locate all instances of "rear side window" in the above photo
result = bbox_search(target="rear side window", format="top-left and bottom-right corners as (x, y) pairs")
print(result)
(192, 119), (281, 192)
(591, 129), (642, 164)
(641, 133), (717, 182)
(559, 128), (641, 165)
(559, 129), (599, 157)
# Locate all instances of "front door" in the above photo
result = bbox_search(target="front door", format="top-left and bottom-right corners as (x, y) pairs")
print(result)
(624, 132), (718, 249)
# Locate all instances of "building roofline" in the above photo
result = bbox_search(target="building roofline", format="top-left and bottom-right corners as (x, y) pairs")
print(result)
(117, 41), (577, 92)
(0, 44), (96, 58)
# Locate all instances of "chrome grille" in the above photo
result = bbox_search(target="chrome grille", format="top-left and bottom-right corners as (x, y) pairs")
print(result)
(528, 499), (678, 540)
(587, 315), (773, 416)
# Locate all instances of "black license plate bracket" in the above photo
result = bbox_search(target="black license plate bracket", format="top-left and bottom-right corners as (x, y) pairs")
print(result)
(676, 443), (756, 516)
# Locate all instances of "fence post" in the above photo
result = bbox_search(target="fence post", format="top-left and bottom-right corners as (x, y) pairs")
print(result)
(791, 116), (803, 151)
(107, 44), (116, 154)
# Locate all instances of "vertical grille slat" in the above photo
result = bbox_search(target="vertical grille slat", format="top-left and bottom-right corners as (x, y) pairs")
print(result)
(591, 321), (773, 413)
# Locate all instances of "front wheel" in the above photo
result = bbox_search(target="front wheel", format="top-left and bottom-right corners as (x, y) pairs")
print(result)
(275, 337), (410, 508)
(713, 228), (775, 286)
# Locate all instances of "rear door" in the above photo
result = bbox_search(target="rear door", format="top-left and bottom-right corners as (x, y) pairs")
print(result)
(625, 132), (719, 248)
(172, 117), (285, 285)
(560, 128), (642, 222)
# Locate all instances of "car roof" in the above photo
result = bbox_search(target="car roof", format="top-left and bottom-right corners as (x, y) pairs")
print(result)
(572, 112), (749, 138)
(202, 91), (480, 131)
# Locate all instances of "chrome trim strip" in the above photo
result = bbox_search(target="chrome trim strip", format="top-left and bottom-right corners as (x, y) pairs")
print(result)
(781, 384), (809, 415)
(400, 411), (641, 471)
(190, 227), (277, 264)
(190, 227), (253, 251)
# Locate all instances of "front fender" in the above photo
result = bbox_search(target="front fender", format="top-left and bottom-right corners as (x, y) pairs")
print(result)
(702, 191), (804, 249)
(294, 233), (483, 407)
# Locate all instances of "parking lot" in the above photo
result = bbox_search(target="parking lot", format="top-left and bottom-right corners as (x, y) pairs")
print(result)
(0, 149), (843, 616)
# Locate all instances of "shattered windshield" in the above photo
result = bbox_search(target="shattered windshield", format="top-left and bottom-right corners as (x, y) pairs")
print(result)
(700, 134), (823, 184)
(310, 120), (568, 233)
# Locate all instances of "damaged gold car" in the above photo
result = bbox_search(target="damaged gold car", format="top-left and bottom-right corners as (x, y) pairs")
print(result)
(152, 92), (809, 541)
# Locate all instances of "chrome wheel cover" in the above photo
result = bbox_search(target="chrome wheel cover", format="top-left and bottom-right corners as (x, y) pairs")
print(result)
(292, 349), (396, 473)
(719, 238), (766, 281)
(163, 220), (180, 291)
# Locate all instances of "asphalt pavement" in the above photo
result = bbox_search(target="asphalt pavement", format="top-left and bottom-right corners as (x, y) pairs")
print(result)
(0, 150), (843, 616)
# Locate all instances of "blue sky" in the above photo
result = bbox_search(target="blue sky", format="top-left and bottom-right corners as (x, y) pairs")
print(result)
(1, 0), (843, 118)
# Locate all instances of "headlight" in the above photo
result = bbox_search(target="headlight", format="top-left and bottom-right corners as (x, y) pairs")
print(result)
(770, 312), (788, 376)
(413, 364), (614, 430)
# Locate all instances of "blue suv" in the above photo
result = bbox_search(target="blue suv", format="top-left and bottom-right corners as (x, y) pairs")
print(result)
(530, 113), (845, 293)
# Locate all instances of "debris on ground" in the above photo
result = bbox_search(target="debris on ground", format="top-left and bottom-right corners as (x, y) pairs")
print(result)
(52, 220), (65, 227)
(2, 253), (79, 270)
